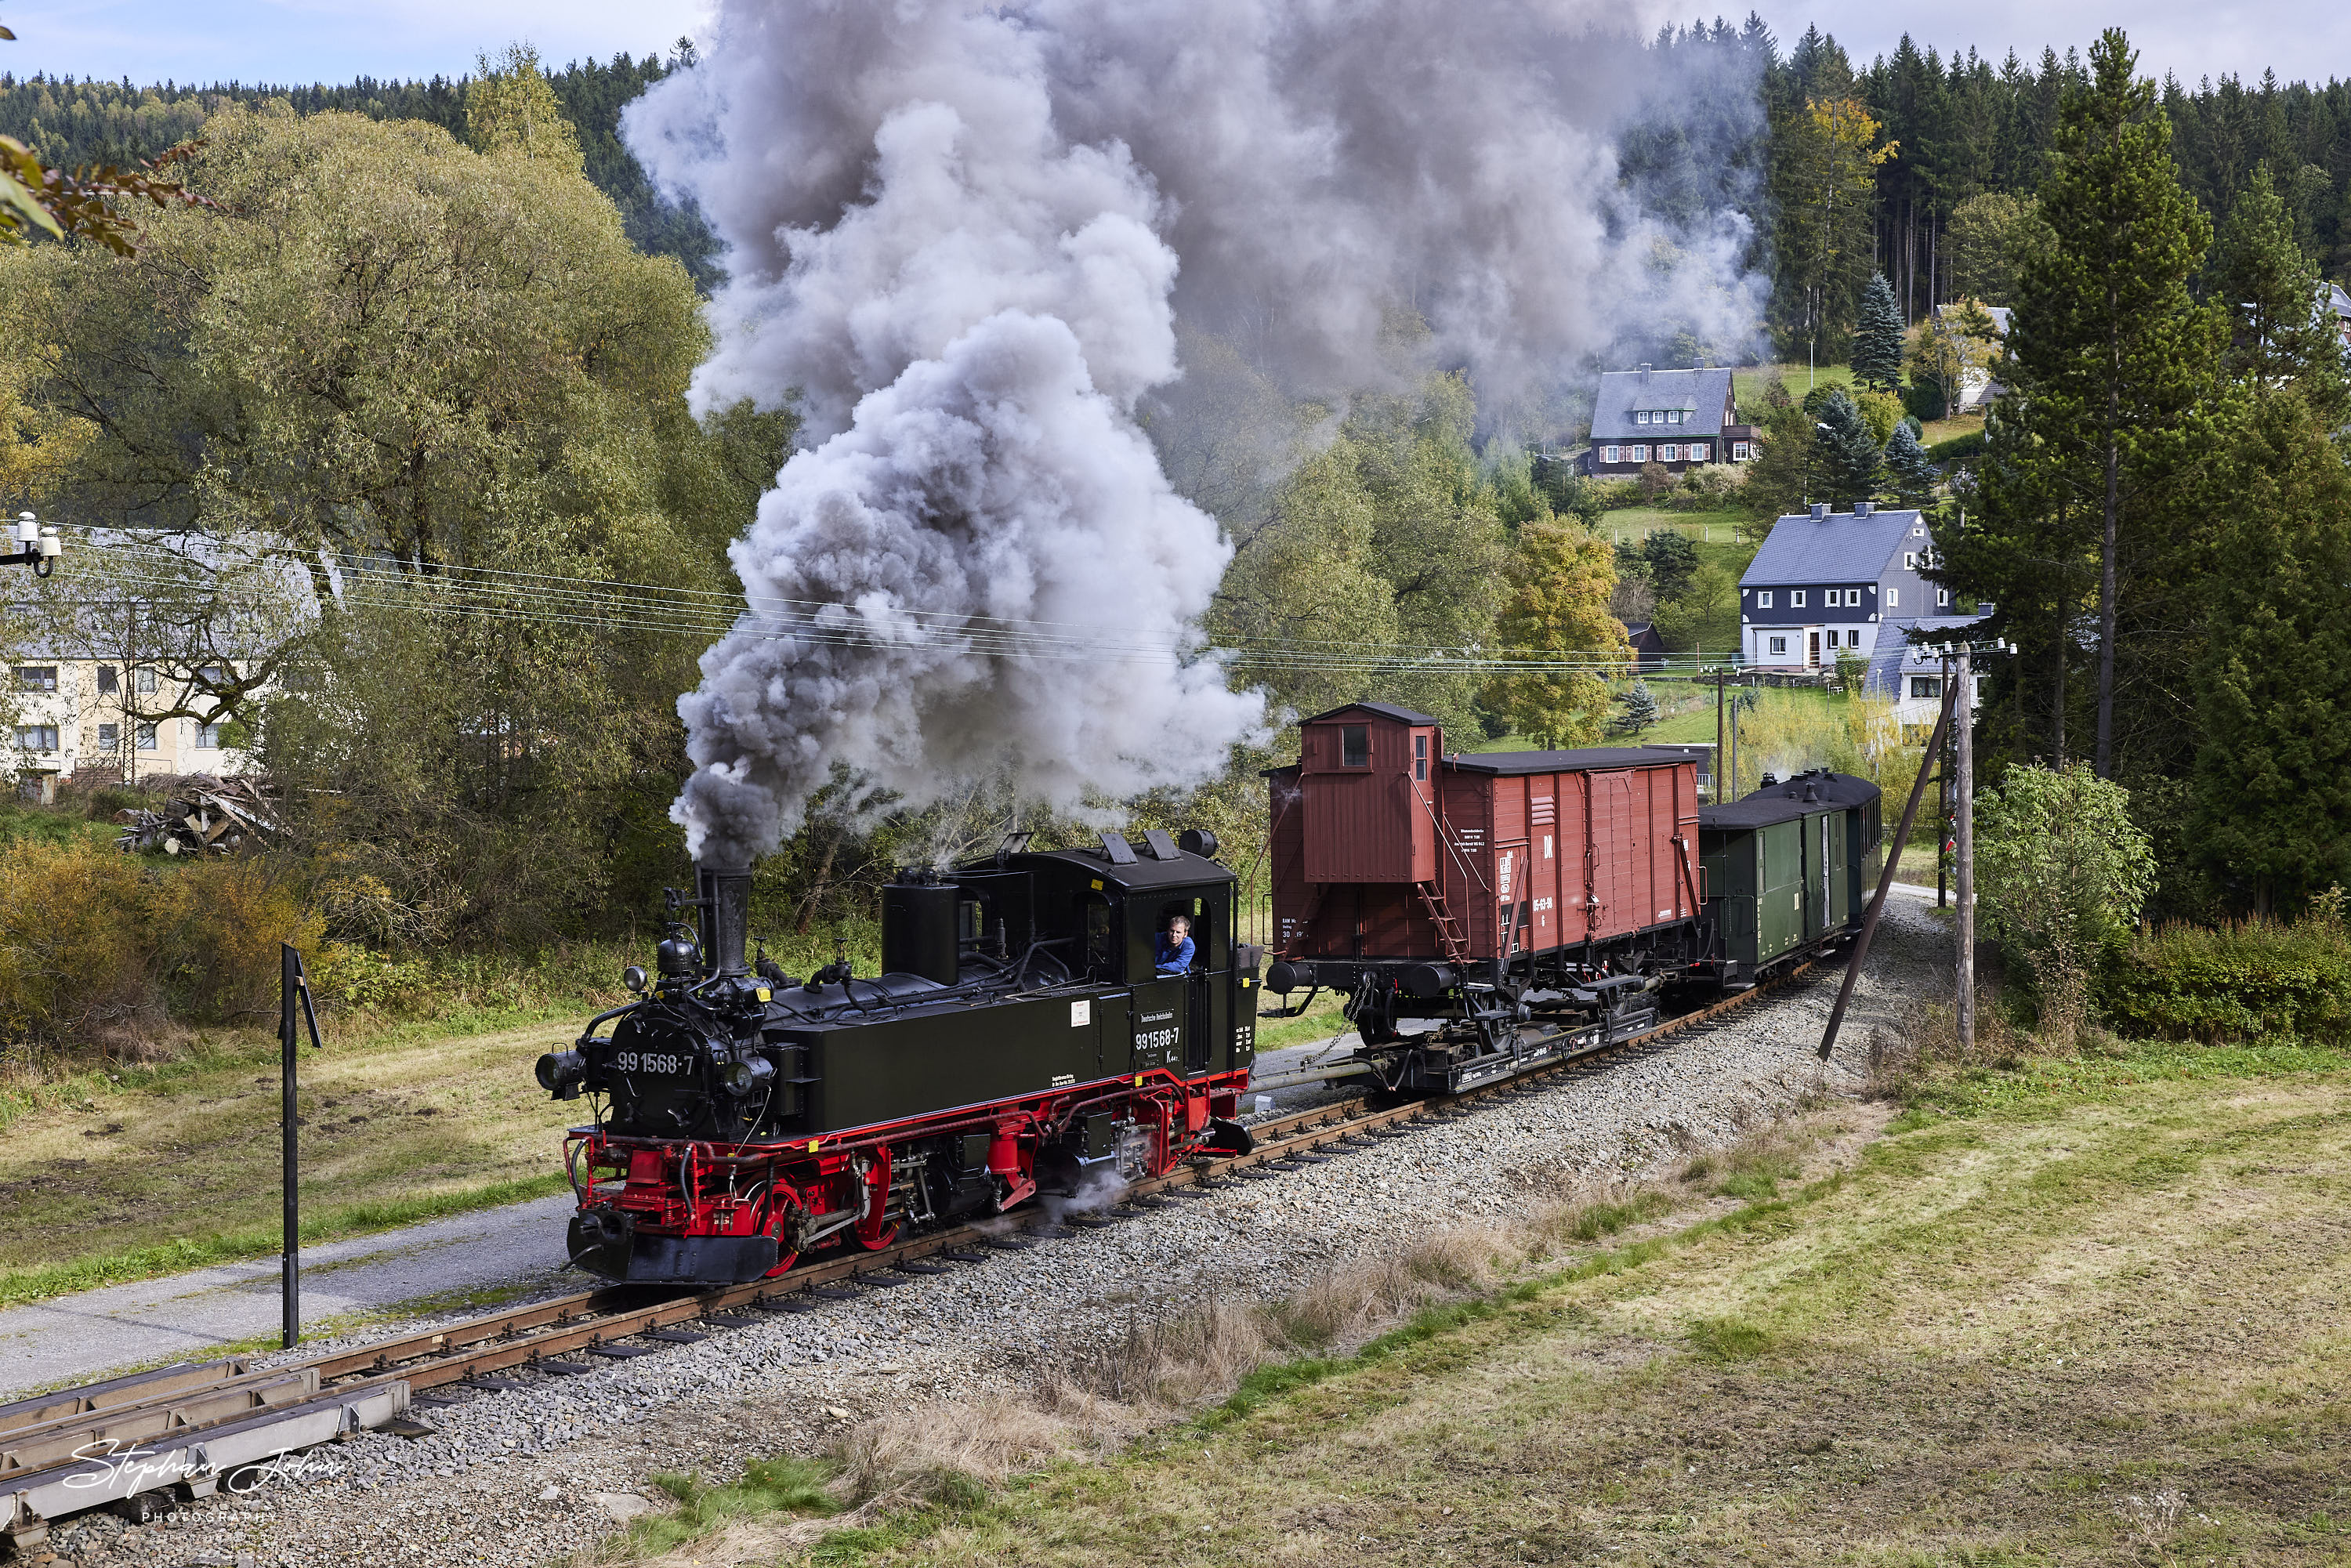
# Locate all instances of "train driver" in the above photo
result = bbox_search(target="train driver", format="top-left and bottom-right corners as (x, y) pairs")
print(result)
(1154, 914), (1196, 976)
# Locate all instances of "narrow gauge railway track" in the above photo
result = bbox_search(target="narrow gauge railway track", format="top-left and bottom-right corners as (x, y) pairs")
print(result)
(0, 951), (1837, 1552)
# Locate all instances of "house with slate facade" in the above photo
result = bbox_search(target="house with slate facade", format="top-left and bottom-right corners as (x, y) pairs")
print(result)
(1737, 503), (1953, 672)
(1584, 364), (1759, 477)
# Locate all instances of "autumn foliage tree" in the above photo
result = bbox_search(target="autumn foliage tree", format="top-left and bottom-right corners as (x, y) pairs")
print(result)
(1481, 520), (1625, 749)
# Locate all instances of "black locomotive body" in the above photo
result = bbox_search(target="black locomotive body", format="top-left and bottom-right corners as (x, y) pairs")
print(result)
(539, 830), (1258, 1284)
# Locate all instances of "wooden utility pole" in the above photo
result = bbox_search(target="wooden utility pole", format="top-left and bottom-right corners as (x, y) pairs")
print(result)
(1721, 668), (1740, 804)
(1936, 657), (1950, 909)
(1955, 646), (1976, 1052)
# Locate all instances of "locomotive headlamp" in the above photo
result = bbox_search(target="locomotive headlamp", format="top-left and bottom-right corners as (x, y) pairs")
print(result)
(622, 965), (647, 994)
(536, 1049), (588, 1099)
(722, 1056), (776, 1096)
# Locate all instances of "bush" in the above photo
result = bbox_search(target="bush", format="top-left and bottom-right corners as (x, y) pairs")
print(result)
(2098, 911), (2351, 1044)
(0, 839), (322, 1049)
(1926, 430), (1986, 464)
(1977, 765), (2156, 1042)
(1901, 378), (1947, 422)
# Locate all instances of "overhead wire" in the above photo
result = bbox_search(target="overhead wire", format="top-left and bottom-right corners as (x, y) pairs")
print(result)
(47, 523), (1749, 677)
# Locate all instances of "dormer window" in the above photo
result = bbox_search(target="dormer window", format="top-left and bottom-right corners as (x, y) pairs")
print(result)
(1340, 725), (1370, 768)
(1636, 411), (1650, 425)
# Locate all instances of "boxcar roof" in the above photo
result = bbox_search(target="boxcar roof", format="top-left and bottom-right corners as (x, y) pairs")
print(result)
(1444, 747), (1687, 777)
(1302, 700), (1440, 726)
(1699, 770), (1881, 829)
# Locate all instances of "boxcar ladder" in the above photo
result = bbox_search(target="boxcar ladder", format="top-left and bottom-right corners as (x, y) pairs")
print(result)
(1413, 880), (1472, 967)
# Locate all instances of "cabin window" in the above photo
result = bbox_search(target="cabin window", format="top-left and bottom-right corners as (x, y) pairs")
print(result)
(1339, 724), (1370, 768)
(1413, 733), (1429, 780)
(1083, 897), (1116, 977)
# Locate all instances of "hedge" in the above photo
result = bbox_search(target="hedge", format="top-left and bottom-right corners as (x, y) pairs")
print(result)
(2097, 919), (2351, 1044)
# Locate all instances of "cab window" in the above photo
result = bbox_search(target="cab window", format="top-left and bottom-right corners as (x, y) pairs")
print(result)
(1082, 896), (1117, 979)
(1340, 725), (1369, 768)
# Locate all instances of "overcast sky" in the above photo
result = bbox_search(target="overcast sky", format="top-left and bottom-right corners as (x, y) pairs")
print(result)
(2, 0), (2335, 94)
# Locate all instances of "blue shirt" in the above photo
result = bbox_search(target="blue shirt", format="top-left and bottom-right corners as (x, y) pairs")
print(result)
(1154, 932), (1195, 975)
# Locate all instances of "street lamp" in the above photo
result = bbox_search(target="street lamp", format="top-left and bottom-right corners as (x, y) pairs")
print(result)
(4, 512), (63, 578)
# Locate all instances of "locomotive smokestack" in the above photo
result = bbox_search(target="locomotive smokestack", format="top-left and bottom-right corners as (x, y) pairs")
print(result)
(695, 861), (754, 977)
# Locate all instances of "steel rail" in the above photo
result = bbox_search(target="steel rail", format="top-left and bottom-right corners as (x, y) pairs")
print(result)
(14, 945), (1842, 1457)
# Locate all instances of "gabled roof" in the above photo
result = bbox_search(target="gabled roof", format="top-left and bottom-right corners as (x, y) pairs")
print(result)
(1741, 508), (1927, 587)
(1861, 614), (1994, 697)
(1590, 367), (1735, 440)
(1302, 701), (1439, 726)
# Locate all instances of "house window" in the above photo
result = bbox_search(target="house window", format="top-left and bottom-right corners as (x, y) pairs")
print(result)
(1911, 676), (1943, 699)
(1768, 636), (1788, 656)
(1731, 441), (1750, 460)
(13, 666), (56, 692)
(1687, 442), (1709, 462)
(1659, 444), (1678, 462)
(1629, 444), (1648, 463)
(1414, 733), (1429, 781)
(13, 725), (59, 751)
(97, 665), (118, 694)
(1339, 725), (1370, 769)
(1938, 588), (1951, 607)
(1757, 591), (1773, 609)
(97, 723), (118, 750)
(1887, 588), (1900, 607)
(1824, 630), (1838, 648)
(1601, 445), (1620, 464)
(1904, 552), (1918, 569)
(1791, 590), (1806, 608)
(197, 721), (223, 748)
(136, 668), (157, 694)
(1635, 411), (1649, 425)
(137, 723), (158, 751)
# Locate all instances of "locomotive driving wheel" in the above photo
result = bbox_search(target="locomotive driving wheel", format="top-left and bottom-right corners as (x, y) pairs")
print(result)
(852, 1150), (899, 1251)
(755, 1179), (805, 1277)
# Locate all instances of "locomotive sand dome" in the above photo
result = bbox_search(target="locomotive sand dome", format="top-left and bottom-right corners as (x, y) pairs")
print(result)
(538, 832), (1259, 1284)
(1262, 702), (1880, 1093)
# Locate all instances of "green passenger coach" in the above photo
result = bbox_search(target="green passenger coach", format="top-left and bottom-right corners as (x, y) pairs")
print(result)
(1695, 770), (1884, 988)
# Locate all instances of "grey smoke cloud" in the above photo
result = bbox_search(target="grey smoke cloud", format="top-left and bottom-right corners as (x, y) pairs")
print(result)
(626, 0), (1764, 864)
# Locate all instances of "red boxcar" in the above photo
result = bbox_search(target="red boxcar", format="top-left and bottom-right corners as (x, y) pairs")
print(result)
(1264, 702), (1704, 1074)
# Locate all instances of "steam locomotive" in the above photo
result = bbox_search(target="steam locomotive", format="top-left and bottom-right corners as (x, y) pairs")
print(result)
(538, 831), (1259, 1284)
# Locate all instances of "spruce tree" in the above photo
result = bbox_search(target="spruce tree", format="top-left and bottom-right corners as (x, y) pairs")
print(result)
(1639, 531), (1700, 601)
(1615, 680), (1661, 736)
(2190, 389), (2351, 914)
(2209, 162), (2349, 424)
(1882, 422), (1940, 507)
(1850, 272), (1907, 391)
(1943, 29), (2215, 780)
(1813, 389), (1883, 503)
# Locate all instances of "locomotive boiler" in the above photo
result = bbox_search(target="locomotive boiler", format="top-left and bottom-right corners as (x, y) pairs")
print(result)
(538, 831), (1259, 1284)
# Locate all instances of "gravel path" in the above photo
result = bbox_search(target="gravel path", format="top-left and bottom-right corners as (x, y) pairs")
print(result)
(37, 900), (1949, 1568)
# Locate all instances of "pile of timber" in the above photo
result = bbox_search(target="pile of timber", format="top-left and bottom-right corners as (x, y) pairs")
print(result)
(115, 776), (282, 856)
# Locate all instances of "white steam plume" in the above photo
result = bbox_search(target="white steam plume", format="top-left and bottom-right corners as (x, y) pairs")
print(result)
(627, 0), (1765, 864)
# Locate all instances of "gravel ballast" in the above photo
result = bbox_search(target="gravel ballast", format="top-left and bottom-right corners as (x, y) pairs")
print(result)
(37, 899), (1947, 1568)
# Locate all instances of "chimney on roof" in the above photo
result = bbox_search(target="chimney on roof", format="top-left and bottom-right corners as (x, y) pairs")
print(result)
(1854, 500), (1873, 516)
(1639, 363), (1651, 379)
(1810, 502), (1828, 520)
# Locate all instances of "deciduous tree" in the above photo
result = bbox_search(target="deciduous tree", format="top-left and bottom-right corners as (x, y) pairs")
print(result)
(1480, 520), (1624, 749)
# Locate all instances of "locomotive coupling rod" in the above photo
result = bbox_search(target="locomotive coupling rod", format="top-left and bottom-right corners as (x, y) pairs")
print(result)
(1818, 674), (1959, 1061)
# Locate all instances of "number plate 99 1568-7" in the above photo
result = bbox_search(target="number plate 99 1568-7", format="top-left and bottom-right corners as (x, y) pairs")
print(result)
(615, 1051), (689, 1075)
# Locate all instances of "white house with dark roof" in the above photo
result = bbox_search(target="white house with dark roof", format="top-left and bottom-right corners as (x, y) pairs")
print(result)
(1934, 302), (2012, 411)
(1737, 503), (1952, 671)
(1860, 612), (1993, 727)
(1584, 364), (1758, 477)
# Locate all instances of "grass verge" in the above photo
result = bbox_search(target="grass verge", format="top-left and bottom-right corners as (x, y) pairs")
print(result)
(618, 1036), (2351, 1566)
